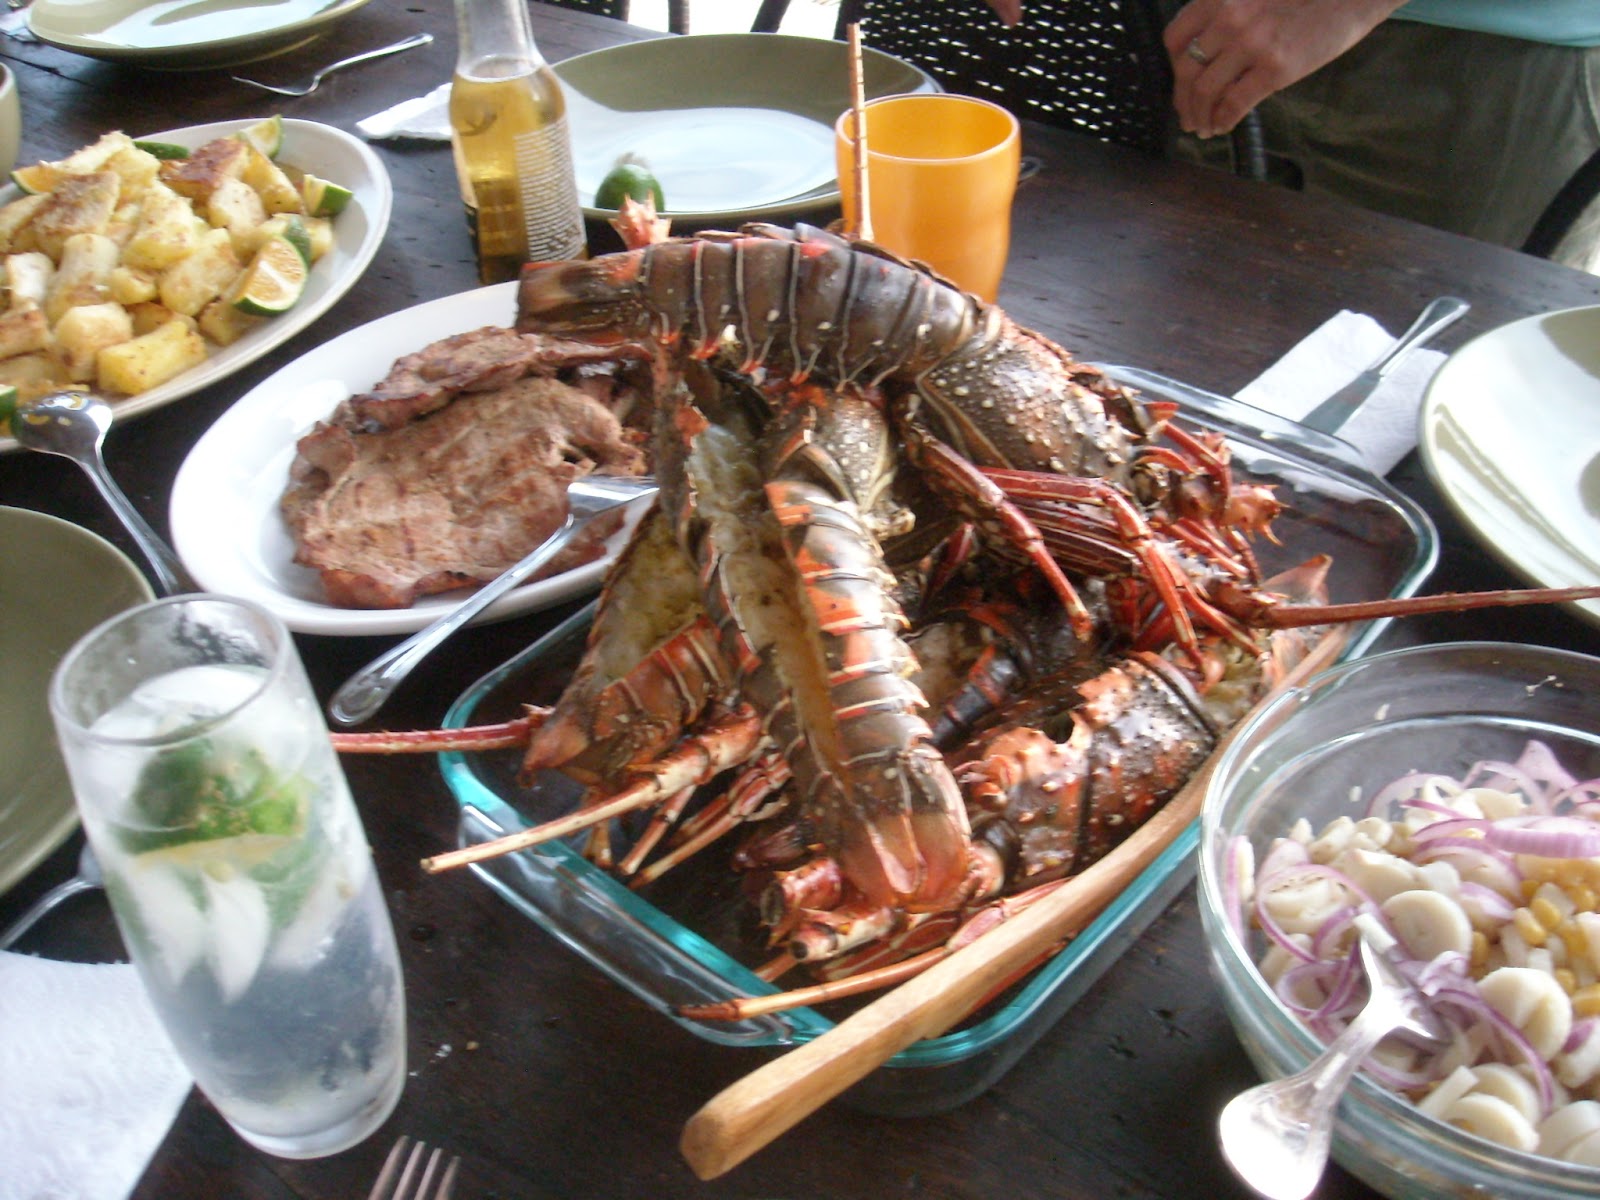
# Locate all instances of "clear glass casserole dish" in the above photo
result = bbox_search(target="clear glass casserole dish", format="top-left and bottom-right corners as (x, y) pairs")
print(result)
(438, 368), (1439, 1116)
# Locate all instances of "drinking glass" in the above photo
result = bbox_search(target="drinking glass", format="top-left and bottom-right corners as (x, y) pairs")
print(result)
(834, 92), (1021, 302)
(49, 595), (406, 1160)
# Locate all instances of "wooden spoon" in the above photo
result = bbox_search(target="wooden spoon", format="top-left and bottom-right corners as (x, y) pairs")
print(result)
(679, 628), (1347, 1180)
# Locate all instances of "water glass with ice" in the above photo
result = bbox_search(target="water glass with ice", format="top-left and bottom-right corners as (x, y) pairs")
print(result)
(49, 595), (407, 1159)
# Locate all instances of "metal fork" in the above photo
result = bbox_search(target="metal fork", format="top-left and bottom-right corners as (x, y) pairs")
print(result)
(366, 1136), (459, 1200)
(231, 32), (432, 96)
(327, 474), (659, 727)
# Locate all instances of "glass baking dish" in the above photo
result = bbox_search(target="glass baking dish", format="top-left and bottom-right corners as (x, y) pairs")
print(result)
(437, 367), (1438, 1116)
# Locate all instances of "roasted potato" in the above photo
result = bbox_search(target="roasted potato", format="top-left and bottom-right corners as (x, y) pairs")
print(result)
(0, 119), (348, 400)
(54, 301), (133, 381)
(96, 315), (206, 395)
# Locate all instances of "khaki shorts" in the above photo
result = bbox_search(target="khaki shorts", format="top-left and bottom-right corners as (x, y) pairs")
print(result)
(1173, 20), (1600, 272)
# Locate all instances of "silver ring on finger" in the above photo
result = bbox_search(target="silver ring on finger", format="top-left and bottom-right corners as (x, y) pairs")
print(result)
(1185, 37), (1213, 66)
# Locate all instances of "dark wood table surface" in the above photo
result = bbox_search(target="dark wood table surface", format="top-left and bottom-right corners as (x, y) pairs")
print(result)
(4, 4), (1600, 1198)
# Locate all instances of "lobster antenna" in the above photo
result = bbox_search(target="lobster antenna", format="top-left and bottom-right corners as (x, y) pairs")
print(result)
(847, 21), (874, 242)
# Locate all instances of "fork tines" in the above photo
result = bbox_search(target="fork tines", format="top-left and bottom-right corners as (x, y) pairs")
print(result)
(367, 1135), (460, 1200)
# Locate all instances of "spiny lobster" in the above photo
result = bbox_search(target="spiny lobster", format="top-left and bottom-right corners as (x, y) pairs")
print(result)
(337, 222), (1600, 1016)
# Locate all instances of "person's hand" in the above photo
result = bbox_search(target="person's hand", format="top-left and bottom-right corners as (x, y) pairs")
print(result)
(1163, 0), (1403, 138)
(984, 0), (1022, 26)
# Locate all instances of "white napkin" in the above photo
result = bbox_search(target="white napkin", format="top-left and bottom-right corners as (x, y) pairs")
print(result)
(0, 952), (191, 1200)
(1235, 310), (1446, 475)
(357, 83), (451, 141)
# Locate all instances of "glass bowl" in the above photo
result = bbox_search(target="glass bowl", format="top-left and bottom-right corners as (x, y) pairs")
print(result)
(1200, 640), (1600, 1198)
(439, 370), (1437, 1117)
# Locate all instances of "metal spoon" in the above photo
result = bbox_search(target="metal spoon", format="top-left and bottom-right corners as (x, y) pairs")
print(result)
(328, 474), (659, 727)
(230, 32), (433, 97)
(11, 391), (196, 596)
(0, 840), (103, 950)
(1218, 935), (1447, 1200)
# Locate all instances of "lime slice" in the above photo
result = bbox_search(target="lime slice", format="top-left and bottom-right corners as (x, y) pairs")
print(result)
(595, 156), (665, 211)
(229, 234), (307, 316)
(301, 173), (353, 218)
(9, 164), (56, 195)
(133, 140), (192, 161)
(0, 385), (17, 436)
(237, 115), (285, 159)
(277, 213), (314, 264)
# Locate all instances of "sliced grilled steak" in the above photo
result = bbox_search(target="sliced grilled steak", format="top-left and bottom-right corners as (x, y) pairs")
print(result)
(283, 329), (649, 610)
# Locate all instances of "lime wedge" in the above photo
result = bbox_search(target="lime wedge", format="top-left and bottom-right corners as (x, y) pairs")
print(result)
(595, 156), (665, 211)
(276, 213), (314, 265)
(237, 115), (285, 159)
(9, 164), (57, 195)
(0, 385), (17, 436)
(229, 234), (308, 316)
(133, 140), (192, 161)
(301, 173), (352, 218)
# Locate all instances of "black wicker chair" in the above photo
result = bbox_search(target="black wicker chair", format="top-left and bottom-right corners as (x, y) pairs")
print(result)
(543, 0), (689, 35)
(754, 0), (1266, 179)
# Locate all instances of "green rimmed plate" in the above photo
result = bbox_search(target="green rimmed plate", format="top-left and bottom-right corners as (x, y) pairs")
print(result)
(0, 508), (153, 897)
(553, 33), (939, 225)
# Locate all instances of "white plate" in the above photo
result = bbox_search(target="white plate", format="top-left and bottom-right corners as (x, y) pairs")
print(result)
(170, 282), (642, 637)
(27, 0), (375, 69)
(0, 117), (391, 455)
(553, 33), (938, 224)
(1419, 304), (1600, 627)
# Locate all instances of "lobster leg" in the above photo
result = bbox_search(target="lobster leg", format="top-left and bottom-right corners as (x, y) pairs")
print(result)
(421, 706), (765, 874)
(898, 421), (1093, 635)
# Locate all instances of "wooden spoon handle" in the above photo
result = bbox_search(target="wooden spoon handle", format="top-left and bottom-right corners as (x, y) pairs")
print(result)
(679, 630), (1346, 1180)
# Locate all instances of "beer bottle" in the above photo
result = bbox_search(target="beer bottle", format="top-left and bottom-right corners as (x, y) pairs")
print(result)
(449, 0), (586, 284)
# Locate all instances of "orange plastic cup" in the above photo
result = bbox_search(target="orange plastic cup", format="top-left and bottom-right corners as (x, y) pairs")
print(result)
(834, 93), (1021, 303)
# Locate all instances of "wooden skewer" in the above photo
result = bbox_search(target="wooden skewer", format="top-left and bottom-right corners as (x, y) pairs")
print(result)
(846, 21), (874, 242)
(678, 627), (1348, 1181)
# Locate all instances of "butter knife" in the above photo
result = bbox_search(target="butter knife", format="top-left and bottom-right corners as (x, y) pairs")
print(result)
(1299, 296), (1469, 436)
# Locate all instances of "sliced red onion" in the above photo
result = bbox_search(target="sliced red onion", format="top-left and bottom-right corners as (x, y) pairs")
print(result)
(1222, 835), (1250, 944)
(1370, 773), (1465, 817)
(1457, 880), (1517, 924)
(1484, 815), (1600, 858)
(1563, 1016), (1598, 1056)
(1515, 740), (1579, 795)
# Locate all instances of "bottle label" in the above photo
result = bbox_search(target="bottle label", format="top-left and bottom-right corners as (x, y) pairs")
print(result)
(514, 115), (586, 263)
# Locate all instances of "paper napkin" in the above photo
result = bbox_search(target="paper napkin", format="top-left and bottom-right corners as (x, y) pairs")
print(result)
(1235, 310), (1447, 476)
(358, 83), (451, 141)
(0, 952), (191, 1200)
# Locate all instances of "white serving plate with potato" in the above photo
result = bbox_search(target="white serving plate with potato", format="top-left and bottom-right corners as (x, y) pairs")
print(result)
(0, 117), (391, 454)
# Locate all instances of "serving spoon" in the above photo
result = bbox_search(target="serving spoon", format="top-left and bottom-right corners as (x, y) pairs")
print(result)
(11, 391), (197, 596)
(328, 474), (659, 727)
(1217, 934), (1448, 1200)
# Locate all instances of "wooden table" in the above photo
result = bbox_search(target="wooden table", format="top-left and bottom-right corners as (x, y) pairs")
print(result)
(4, 5), (1600, 1197)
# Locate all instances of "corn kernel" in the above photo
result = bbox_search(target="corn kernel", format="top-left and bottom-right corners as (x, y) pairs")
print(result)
(1522, 878), (1543, 902)
(1563, 925), (1590, 960)
(1515, 907), (1550, 946)
(1573, 884), (1600, 914)
(1557, 967), (1579, 995)
(1471, 930), (1491, 973)
(1574, 984), (1600, 1019)
(1533, 896), (1566, 930)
